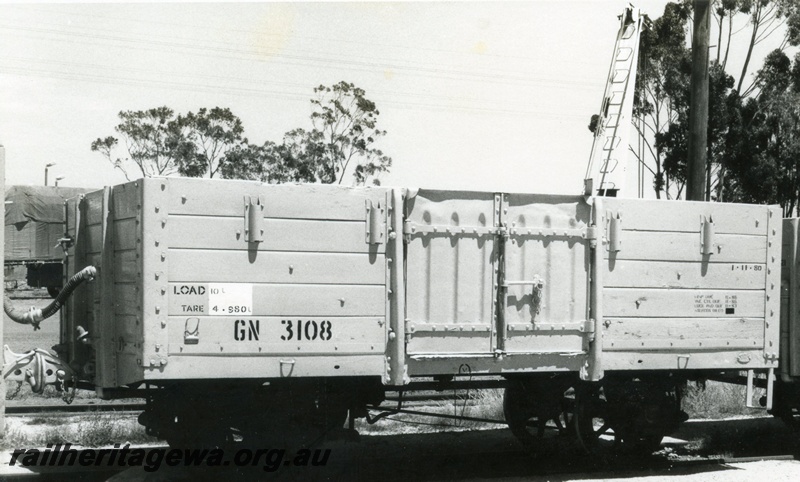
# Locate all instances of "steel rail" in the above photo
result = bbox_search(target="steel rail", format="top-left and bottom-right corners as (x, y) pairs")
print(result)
(4, 394), (481, 417)
(5, 402), (146, 416)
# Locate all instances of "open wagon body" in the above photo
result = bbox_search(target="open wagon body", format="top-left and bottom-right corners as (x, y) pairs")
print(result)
(55, 177), (782, 447)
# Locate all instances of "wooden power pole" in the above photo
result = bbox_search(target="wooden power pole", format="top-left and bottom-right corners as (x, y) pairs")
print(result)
(687, 0), (710, 201)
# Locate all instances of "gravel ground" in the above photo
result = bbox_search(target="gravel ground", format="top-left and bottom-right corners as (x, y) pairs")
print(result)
(564, 460), (800, 482)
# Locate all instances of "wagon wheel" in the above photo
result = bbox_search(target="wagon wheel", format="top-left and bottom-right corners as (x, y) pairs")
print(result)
(503, 380), (573, 449)
(574, 382), (668, 454)
(159, 407), (239, 449)
(167, 420), (239, 449)
(778, 406), (800, 431)
(614, 399), (667, 454)
(240, 396), (348, 449)
(772, 382), (800, 431)
(619, 432), (664, 454)
(141, 394), (240, 449)
(574, 384), (616, 453)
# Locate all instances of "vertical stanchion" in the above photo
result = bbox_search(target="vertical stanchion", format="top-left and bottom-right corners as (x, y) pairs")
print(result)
(587, 196), (604, 381)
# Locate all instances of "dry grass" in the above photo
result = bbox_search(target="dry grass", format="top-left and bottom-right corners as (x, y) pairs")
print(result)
(356, 389), (506, 435)
(434, 389), (505, 429)
(360, 381), (768, 437)
(5, 382), (99, 404)
(682, 381), (764, 419)
(0, 412), (159, 449)
(27, 416), (70, 426)
(74, 412), (156, 447)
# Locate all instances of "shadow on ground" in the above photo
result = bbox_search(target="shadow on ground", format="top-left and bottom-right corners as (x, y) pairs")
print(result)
(101, 416), (799, 481)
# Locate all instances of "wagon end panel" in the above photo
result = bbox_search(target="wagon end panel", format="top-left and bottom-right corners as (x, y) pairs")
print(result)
(64, 193), (90, 376)
(781, 218), (800, 379)
(110, 182), (146, 387)
(601, 199), (781, 372)
(75, 188), (111, 386)
(139, 178), (389, 382)
(61, 181), (146, 389)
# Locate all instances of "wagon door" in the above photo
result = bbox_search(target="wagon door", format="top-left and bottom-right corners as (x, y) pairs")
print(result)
(500, 194), (592, 356)
(404, 190), (499, 356)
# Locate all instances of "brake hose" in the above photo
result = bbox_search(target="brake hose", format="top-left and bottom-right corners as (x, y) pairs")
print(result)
(3, 266), (97, 330)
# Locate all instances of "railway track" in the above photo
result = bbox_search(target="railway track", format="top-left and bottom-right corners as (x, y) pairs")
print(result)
(3, 392), (481, 418)
(4, 402), (146, 417)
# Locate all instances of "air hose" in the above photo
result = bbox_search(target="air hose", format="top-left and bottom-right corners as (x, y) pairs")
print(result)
(4, 266), (97, 330)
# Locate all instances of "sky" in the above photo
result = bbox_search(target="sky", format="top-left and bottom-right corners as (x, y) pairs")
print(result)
(0, 1), (791, 197)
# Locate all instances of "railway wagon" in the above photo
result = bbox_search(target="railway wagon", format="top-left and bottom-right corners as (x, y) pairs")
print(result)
(5, 185), (93, 296)
(58, 177), (782, 449)
(775, 219), (800, 425)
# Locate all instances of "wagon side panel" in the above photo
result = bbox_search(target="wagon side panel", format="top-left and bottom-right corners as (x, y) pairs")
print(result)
(136, 178), (389, 382)
(601, 199), (781, 372)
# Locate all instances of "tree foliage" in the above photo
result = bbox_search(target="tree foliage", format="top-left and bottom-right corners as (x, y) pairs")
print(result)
(219, 82), (392, 185)
(633, 1), (692, 198)
(656, 62), (736, 199)
(176, 107), (249, 178)
(219, 130), (322, 184)
(93, 82), (392, 186)
(91, 107), (194, 180)
(723, 49), (800, 215)
(710, 0), (800, 95)
(308, 82), (392, 185)
(631, 0), (800, 210)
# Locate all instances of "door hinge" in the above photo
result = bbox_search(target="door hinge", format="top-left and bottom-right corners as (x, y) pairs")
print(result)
(366, 199), (385, 245)
(244, 195), (265, 243)
(701, 215), (716, 255)
(607, 210), (622, 252)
